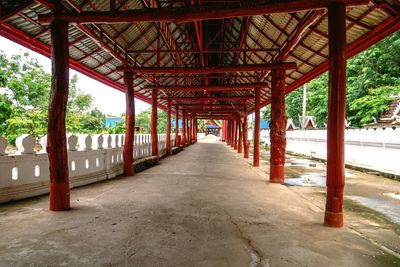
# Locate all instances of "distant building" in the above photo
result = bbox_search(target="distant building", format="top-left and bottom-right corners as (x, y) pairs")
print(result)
(365, 99), (400, 129)
(205, 120), (221, 136)
(299, 115), (317, 130)
(286, 118), (297, 131)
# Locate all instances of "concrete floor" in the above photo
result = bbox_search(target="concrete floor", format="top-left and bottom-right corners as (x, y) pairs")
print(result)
(0, 136), (399, 267)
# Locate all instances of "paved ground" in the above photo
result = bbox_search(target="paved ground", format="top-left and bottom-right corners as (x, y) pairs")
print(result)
(0, 135), (399, 267)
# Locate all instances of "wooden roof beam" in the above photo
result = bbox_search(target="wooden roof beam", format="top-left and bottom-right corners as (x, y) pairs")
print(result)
(146, 83), (268, 91)
(162, 96), (253, 101)
(116, 63), (296, 74)
(39, 0), (369, 24)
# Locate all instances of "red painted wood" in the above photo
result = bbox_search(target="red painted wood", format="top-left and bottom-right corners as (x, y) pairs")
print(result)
(39, 0), (368, 24)
(175, 105), (179, 146)
(162, 96), (253, 101)
(188, 115), (192, 144)
(128, 48), (278, 54)
(227, 121), (231, 145)
(243, 101), (249, 159)
(270, 69), (287, 184)
(253, 87), (261, 167)
(238, 114), (243, 154)
(324, 2), (347, 228)
(151, 89), (158, 157)
(123, 71), (135, 176)
(166, 99), (172, 155)
(222, 120), (227, 141)
(117, 63), (296, 74)
(233, 116), (238, 149)
(48, 20), (70, 211)
(145, 83), (268, 91)
(182, 111), (187, 147)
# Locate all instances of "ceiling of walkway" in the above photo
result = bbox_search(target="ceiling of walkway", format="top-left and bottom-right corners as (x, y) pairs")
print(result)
(0, 0), (399, 114)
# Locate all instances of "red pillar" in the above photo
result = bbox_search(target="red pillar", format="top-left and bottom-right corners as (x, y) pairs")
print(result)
(166, 99), (172, 155)
(123, 71), (135, 176)
(186, 115), (190, 145)
(193, 118), (197, 142)
(270, 69), (287, 184)
(48, 19), (70, 211)
(182, 110), (187, 146)
(222, 120), (227, 141)
(253, 87), (261, 167)
(234, 116), (238, 150)
(226, 121), (230, 145)
(175, 105), (179, 146)
(188, 115), (192, 144)
(325, 1), (347, 228)
(243, 101), (249, 159)
(231, 119), (235, 148)
(151, 88), (158, 157)
(238, 114), (243, 153)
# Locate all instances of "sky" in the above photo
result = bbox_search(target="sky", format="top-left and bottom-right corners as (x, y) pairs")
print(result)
(0, 36), (150, 116)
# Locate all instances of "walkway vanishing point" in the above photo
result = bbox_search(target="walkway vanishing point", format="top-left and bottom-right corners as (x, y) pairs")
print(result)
(0, 135), (398, 267)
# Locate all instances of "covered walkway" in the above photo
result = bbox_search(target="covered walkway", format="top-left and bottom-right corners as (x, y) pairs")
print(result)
(0, 136), (395, 266)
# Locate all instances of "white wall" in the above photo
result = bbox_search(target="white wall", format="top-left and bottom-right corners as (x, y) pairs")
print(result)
(257, 128), (400, 175)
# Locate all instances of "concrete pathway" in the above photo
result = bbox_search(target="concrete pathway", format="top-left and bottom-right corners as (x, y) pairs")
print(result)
(0, 135), (397, 266)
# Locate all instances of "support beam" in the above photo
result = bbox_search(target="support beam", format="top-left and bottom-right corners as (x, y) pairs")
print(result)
(188, 115), (192, 144)
(39, 0), (369, 24)
(48, 19), (70, 211)
(227, 121), (231, 145)
(269, 69), (287, 184)
(163, 96), (253, 101)
(151, 89), (158, 158)
(325, 2), (347, 228)
(145, 83), (268, 91)
(222, 120), (227, 142)
(243, 101), (249, 159)
(182, 110), (187, 147)
(179, 104), (243, 108)
(232, 118), (236, 148)
(175, 105), (180, 147)
(117, 63), (296, 74)
(128, 48), (279, 54)
(253, 87), (261, 167)
(166, 99), (172, 155)
(123, 71), (135, 176)
(238, 114), (243, 154)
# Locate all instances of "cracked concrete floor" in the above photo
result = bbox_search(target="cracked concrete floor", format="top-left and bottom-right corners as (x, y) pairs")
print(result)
(0, 135), (398, 267)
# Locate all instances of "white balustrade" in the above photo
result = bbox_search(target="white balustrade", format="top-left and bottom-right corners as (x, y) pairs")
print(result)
(0, 132), (181, 203)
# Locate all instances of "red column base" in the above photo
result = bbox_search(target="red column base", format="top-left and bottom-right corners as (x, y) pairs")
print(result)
(324, 211), (343, 227)
(123, 165), (134, 176)
(49, 182), (70, 211)
(270, 164), (284, 184)
(244, 154), (249, 159)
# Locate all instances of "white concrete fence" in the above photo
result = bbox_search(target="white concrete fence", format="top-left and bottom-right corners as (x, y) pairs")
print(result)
(258, 128), (400, 176)
(0, 133), (176, 203)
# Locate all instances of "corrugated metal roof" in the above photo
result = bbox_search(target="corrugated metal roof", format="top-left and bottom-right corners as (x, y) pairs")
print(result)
(0, 0), (398, 113)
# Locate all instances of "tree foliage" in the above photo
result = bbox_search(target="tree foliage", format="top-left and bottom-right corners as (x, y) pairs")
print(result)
(0, 51), (106, 144)
(264, 31), (399, 128)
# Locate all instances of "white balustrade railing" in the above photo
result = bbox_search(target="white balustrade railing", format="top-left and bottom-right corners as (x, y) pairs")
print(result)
(0, 133), (178, 203)
(256, 128), (400, 175)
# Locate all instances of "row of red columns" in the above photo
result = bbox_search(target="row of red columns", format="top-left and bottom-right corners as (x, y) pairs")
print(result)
(221, 2), (346, 227)
(48, 3), (346, 227)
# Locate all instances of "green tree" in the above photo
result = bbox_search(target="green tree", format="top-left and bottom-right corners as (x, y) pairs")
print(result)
(349, 86), (400, 125)
(0, 51), (106, 143)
